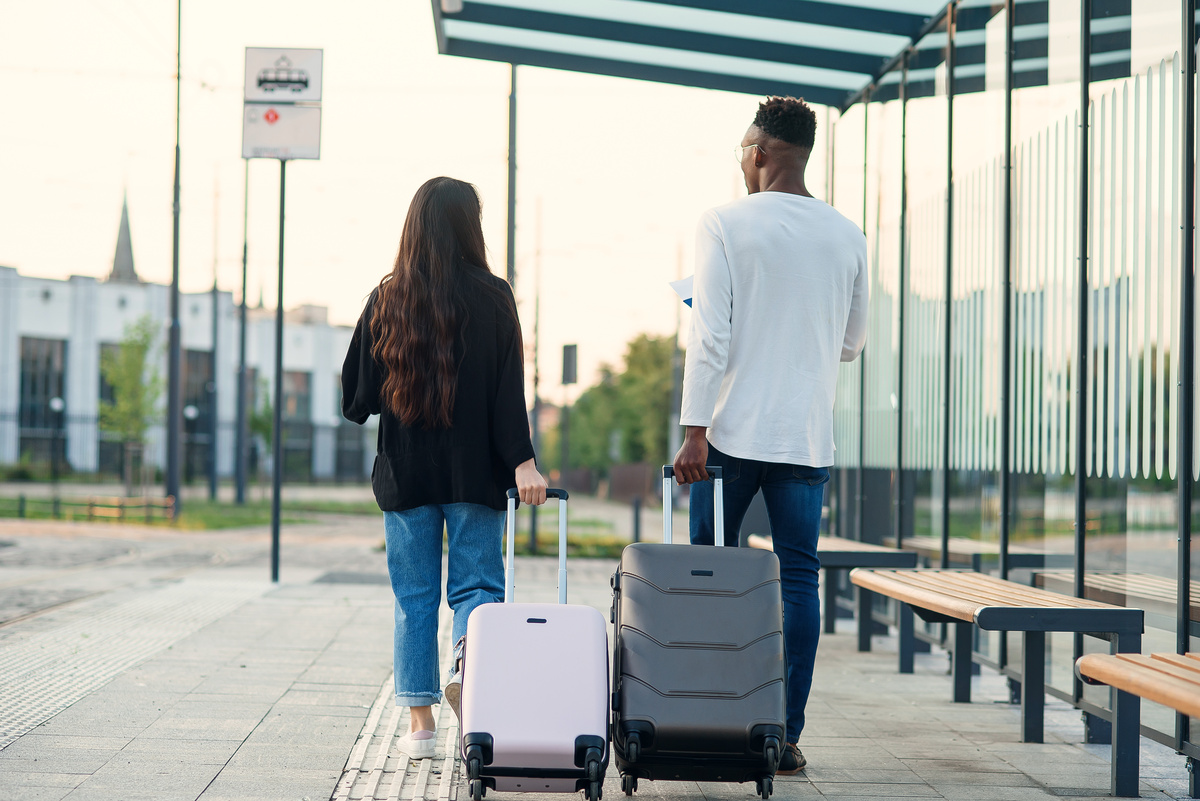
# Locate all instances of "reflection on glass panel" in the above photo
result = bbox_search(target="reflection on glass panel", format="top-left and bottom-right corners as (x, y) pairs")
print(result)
(1078, 0), (1180, 738)
(949, 4), (1006, 581)
(1195, 5), (1200, 683)
(901, 19), (949, 555)
(831, 104), (866, 540)
(1006, 0), (1082, 700)
(858, 70), (905, 546)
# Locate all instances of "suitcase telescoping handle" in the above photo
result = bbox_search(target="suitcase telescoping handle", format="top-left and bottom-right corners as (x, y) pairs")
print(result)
(504, 488), (570, 604)
(662, 465), (724, 546)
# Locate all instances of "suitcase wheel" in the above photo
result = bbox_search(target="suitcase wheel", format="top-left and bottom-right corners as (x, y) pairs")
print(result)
(625, 734), (640, 764)
(621, 774), (637, 796)
(764, 741), (779, 772)
(755, 776), (772, 800)
(586, 779), (602, 801)
(470, 779), (485, 801)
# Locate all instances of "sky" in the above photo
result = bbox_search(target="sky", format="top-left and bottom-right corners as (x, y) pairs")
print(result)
(0, 0), (834, 401)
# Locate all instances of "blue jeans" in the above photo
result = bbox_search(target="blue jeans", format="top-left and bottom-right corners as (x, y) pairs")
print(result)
(384, 503), (505, 707)
(689, 443), (829, 744)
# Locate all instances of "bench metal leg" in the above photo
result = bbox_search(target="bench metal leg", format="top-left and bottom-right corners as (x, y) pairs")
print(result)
(1111, 687), (1140, 797)
(1020, 631), (1044, 743)
(1111, 630), (1142, 797)
(952, 621), (972, 703)
(1188, 756), (1199, 799)
(898, 602), (914, 674)
(823, 569), (838, 635)
(857, 587), (872, 652)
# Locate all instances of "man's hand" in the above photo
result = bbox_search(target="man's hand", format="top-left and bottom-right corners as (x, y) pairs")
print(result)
(514, 458), (547, 505)
(672, 426), (710, 485)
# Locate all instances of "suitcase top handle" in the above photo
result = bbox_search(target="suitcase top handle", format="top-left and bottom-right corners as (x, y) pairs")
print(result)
(504, 488), (570, 603)
(662, 465), (722, 480)
(506, 487), (569, 504)
(662, 465), (725, 546)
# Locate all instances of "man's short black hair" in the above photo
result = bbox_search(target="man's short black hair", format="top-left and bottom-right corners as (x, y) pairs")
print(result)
(753, 96), (817, 150)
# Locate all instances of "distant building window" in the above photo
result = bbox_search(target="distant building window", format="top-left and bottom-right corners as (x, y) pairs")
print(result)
(18, 337), (67, 464)
(99, 343), (120, 405)
(283, 371), (311, 421)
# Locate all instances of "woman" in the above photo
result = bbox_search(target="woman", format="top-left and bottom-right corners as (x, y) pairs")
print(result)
(342, 176), (546, 760)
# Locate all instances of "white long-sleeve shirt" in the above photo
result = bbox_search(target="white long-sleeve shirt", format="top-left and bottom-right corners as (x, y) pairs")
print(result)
(680, 191), (868, 467)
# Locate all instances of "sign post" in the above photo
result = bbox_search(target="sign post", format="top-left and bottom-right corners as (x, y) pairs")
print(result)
(243, 47), (322, 583)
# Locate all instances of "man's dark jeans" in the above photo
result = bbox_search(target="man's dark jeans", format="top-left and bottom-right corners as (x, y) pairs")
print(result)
(688, 442), (828, 745)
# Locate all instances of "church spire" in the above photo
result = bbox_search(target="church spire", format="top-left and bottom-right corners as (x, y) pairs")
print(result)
(108, 192), (140, 283)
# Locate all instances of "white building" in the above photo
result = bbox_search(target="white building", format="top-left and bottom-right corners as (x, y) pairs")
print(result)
(0, 198), (374, 482)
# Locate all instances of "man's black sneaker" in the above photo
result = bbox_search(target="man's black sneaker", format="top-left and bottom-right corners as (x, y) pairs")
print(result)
(776, 742), (806, 775)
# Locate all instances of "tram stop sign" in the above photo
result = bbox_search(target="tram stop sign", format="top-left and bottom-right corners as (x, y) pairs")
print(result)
(242, 47), (322, 161)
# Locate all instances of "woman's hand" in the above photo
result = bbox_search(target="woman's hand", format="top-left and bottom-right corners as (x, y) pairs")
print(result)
(515, 458), (548, 506)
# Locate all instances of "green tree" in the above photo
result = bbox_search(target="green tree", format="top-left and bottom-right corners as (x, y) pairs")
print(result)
(98, 315), (163, 496)
(613, 334), (676, 465)
(567, 365), (621, 475)
(248, 377), (274, 495)
(557, 334), (680, 477)
(249, 376), (274, 450)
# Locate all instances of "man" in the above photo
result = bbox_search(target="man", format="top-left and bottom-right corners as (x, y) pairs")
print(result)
(672, 96), (868, 775)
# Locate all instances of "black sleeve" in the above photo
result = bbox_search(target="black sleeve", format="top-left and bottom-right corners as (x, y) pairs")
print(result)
(490, 298), (536, 471)
(341, 299), (382, 425)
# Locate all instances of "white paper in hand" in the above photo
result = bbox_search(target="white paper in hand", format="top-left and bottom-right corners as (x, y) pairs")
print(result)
(670, 276), (694, 308)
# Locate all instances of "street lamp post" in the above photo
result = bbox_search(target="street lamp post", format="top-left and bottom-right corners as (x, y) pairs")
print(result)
(49, 396), (64, 518)
(184, 404), (199, 486)
(166, 0), (184, 513)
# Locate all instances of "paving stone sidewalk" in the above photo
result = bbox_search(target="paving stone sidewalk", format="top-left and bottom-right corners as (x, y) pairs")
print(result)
(0, 520), (1195, 801)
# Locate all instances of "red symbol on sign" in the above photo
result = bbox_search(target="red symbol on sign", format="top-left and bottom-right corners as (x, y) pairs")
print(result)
(264, 109), (279, 124)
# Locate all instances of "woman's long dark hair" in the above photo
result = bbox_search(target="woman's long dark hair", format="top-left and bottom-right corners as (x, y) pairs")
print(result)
(371, 177), (512, 429)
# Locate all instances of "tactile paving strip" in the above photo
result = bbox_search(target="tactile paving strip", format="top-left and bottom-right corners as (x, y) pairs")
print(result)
(333, 603), (460, 801)
(0, 579), (266, 749)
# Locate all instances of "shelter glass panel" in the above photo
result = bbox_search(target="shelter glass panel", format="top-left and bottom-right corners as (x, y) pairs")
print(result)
(1078, 0), (1182, 740)
(861, 63), (906, 547)
(901, 17), (950, 554)
(1005, 0), (1083, 700)
(831, 103), (866, 540)
(951, 1), (1008, 667)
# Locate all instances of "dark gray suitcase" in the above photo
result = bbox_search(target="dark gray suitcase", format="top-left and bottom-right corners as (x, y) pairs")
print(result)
(610, 466), (785, 800)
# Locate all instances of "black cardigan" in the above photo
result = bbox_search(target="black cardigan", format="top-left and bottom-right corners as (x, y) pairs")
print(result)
(341, 270), (536, 512)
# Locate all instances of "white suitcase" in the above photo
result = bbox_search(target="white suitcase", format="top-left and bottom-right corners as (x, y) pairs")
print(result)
(459, 488), (609, 801)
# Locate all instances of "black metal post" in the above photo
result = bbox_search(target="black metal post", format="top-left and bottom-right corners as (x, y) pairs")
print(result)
(51, 405), (62, 518)
(941, 3), (957, 569)
(560, 403), (570, 486)
(236, 159), (249, 505)
(529, 271), (539, 555)
(896, 53), (910, 549)
(209, 279), (218, 501)
(1073, 0), (1092, 703)
(999, 0), (1015, 582)
(632, 496), (642, 543)
(1177, 0), (1197, 752)
(828, 114), (843, 539)
(166, 0), (183, 512)
(271, 159), (286, 583)
(858, 89), (869, 543)
(506, 65), (517, 288)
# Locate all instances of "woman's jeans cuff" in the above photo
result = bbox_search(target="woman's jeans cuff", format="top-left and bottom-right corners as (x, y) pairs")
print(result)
(395, 692), (442, 707)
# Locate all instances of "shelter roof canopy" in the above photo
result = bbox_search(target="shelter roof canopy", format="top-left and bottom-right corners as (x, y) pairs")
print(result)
(432, 0), (951, 108)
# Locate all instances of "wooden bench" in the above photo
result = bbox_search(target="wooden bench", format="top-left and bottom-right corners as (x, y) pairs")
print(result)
(884, 535), (1074, 571)
(850, 568), (1144, 797)
(749, 534), (921, 670)
(1076, 652), (1200, 797)
(1036, 570), (1200, 634)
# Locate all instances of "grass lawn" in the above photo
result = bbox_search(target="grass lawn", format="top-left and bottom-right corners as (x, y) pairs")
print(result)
(0, 496), (631, 557)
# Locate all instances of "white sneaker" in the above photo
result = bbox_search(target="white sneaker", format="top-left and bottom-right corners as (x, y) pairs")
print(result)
(394, 730), (436, 760)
